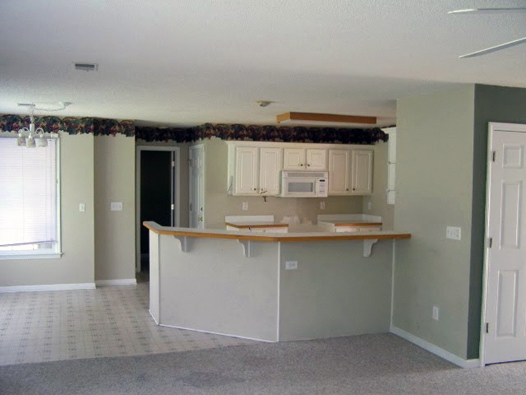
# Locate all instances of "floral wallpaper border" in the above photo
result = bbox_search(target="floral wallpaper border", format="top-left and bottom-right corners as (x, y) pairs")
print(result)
(0, 115), (134, 136)
(1, 114), (389, 144)
(136, 123), (389, 144)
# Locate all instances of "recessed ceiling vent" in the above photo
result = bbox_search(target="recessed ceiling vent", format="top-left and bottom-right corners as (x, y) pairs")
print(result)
(73, 63), (98, 72)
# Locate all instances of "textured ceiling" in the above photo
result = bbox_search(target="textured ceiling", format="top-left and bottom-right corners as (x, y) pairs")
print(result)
(0, 0), (525, 127)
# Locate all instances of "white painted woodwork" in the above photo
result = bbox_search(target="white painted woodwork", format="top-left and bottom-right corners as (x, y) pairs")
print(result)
(306, 149), (327, 170)
(485, 123), (526, 365)
(328, 150), (351, 195)
(259, 148), (282, 195)
(283, 148), (305, 170)
(189, 145), (205, 229)
(235, 146), (259, 195)
(385, 127), (397, 205)
(351, 149), (373, 195)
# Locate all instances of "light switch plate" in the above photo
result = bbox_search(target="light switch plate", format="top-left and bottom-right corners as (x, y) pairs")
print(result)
(242, 202), (248, 211)
(446, 226), (461, 240)
(111, 202), (123, 211)
(79, 203), (86, 212)
(319, 201), (326, 210)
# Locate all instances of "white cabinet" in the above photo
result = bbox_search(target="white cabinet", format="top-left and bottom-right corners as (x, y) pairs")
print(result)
(259, 147), (282, 195)
(351, 149), (373, 195)
(229, 145), (282, 196)
(283, 148), (327, 171)
(328, 150), (351, 195)
(328, 148), (373, 196)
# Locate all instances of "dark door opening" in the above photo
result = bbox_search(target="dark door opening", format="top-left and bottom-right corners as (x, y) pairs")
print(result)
(140, 150), (173, 274)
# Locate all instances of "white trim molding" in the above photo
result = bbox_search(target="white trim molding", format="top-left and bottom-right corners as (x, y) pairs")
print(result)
(390, 325), (480, 369)
(0, 283), (96, 293)
(95, 279), (137, 287)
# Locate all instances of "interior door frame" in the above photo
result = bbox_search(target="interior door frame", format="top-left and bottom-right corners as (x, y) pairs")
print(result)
(189, 144), (205, 228)
(480, 122), (526, 366)
(135, 145), (181, 273)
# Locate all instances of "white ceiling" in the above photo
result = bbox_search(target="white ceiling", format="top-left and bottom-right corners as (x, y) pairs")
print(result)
(0, 0), (525, 128)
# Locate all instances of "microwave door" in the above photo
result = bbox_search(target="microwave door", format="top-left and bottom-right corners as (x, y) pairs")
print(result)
(287, 179), (315, 196)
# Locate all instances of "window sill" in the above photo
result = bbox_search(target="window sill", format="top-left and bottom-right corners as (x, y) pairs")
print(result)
(0, 253), (63, 261)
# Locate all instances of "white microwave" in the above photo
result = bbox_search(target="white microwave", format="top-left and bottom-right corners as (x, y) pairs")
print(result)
(280, 171), (328, 198)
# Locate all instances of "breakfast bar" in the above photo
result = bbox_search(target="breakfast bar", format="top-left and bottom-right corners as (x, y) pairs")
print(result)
(144, 221), (410, 342)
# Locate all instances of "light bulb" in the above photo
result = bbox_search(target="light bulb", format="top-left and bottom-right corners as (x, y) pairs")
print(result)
(26, 133), (36, 148)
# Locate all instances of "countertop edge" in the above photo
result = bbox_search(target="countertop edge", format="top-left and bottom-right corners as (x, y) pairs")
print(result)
(144, 222), (411, 242)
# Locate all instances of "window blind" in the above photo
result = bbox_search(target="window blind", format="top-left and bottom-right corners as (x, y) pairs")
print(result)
(0, 138), (57, 247)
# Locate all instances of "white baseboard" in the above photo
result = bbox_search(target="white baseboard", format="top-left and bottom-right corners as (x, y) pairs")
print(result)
(158, 323), (277, 343)
(95, 279), (137, 287)
(0, 283), (96, 293)
(390, 325), (480, 369)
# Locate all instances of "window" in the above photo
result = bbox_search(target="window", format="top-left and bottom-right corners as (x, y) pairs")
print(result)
(0, 137), (60, 258)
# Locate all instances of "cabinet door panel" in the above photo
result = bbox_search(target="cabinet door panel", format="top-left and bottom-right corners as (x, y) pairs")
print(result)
(306, 149), (327, 170)
(328, 150), (351, 195)
(351, 149), (373, 195)
(235, 147), (259, 195)
(283, 148), (305, 170)
(259, 148), (282, 195)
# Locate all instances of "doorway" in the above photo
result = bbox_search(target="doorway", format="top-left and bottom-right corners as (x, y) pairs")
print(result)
(136, 146), (180, 277)
(483, 122), (526, 365)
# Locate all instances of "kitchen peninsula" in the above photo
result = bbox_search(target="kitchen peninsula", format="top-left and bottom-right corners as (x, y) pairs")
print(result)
(145, 221), (410, 342)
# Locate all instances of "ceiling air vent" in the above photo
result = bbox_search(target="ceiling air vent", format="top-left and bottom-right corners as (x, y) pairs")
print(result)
(73, 63), (98, 72)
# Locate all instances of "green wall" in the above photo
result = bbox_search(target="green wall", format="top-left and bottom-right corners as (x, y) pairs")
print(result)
(394, 85), (476, 359)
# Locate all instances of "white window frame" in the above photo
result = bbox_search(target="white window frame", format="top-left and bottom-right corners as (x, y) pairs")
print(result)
(0, 136), (62, 260)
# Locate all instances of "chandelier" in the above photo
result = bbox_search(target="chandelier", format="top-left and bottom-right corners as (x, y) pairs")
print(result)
(16, 102), (71, 148)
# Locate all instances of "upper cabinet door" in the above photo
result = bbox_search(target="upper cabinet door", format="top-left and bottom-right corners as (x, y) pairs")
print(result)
(283, 148), (306, 170)
(259, 147), (282, 195)
(351, 149), (373, 195)
(306, 149), (327, 170)
(328, 150), (351, 195)
(235, 146), (259, 195)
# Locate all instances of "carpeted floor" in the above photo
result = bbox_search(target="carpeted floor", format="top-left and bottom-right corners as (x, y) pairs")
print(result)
(1, 333), (526, 395)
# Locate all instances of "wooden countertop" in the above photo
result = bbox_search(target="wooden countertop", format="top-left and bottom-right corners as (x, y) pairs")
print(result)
(144, 222), (410, 242)
(225, 222), (289, 229)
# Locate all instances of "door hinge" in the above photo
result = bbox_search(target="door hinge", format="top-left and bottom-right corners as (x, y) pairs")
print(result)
(171, 204), (175, 211)
(492, 151), (496, 162)
(488, 237), (493, 248)
(172, 161), (175, 167)
(189, 203), (193, 211)
(486, 322), (489, 334)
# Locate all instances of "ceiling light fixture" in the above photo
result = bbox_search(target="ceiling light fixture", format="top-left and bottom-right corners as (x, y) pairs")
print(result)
(73, 62), (99, 72)
(15, 102), (71, 148)
(255, 100), (274, 107)
(276, 112), (377, 125)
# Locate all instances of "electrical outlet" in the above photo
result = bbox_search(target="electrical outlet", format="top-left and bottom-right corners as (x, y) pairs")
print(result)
(446, 226), (461, 240)
(79, 203), (86, 212)
(367, 200), (372, 210)
(433, 306), (439, 321)
(111, 202), (123, 211)
(319, 201), (326, 210)
(242, 202), (249, 211)
(285, 261), (298, 270)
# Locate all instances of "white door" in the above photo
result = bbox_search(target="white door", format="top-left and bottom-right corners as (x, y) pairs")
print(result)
(235, 146), (259, 195)
(283, 148), (305, 170)
(351, 149), (373, 195)
(485, 123), (526, 364)
(306, 149), (327, 170)
(189, 145), (205, 229)
(259, 147), (282, 195)
(328, 150), (351, 195)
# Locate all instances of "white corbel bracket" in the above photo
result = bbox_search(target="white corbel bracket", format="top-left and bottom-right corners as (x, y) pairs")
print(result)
(173, 236), (190, 252)
(363, 239), (379, 258)
(237, 240), (253, 258)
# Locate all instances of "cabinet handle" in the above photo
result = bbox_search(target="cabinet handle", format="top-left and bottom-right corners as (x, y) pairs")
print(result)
(307, 164), (310, 167)
(300, 164), (304, 167)
(346, 188), (349, 191)
(254, 188), (257, 191)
